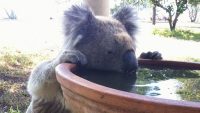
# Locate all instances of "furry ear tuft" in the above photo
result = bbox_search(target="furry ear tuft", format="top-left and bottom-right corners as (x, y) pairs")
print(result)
(63, 4), (94, 36)
(113, 6), (138, 37)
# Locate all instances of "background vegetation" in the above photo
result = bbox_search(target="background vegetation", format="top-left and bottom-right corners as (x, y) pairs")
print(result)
(153, 28), (200, 41)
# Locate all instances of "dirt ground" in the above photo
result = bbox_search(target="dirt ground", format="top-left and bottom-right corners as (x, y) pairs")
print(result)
(0, 74), (29, 112)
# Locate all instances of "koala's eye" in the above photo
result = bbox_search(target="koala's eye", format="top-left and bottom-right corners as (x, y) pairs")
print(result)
(107, 50), (113, 54)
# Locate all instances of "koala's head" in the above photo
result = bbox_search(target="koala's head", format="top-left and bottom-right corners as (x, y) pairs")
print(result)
(63, 5), (138, 73)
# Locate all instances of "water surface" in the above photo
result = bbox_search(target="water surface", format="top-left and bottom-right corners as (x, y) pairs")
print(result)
(75, 68), (200, 102)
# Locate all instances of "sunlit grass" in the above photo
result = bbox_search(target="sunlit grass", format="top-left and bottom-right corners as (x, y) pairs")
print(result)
(153, 28), (200, 41)
(0, 48), (51, 76)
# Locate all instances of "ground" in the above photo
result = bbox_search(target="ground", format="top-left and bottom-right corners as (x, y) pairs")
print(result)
(0, 20), (199, 112)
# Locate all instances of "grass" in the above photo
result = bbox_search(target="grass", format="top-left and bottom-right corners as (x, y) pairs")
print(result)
(184, 57), (200, 62)
(0, 80), (30, 112)
(177, 78), (200, 102)
(172, 57), (200, 62)
(0, 48), (51, 76)
(0, 47), (52, 113)
(8, 106), (20, 113)
(153, 28), (200, 41)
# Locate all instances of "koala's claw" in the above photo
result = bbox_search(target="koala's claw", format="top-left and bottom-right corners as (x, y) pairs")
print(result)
(139, 51), (162, 60)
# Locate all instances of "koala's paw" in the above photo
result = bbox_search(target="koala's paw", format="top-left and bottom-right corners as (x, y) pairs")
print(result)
(139, 51), (162, 60)
(54, 50), (87, 65)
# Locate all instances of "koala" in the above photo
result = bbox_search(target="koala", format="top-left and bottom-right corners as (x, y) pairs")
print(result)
(26, 4), (160, 113)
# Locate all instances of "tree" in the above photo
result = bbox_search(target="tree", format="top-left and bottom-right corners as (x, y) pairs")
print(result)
(188, 0), (200, 22)
(111, 0), (150, 14)
(151, 0), (188, 31)
(152, 4), (156, 25)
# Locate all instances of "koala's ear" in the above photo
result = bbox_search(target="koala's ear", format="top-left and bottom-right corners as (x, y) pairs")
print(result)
(63, 4), (94, 36)
(113, 6), (137, 37)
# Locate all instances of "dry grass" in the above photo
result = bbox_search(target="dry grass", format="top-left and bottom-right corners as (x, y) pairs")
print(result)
(0, 47), (53, 112)
(0, 47), (52, 76)
(0, 79), (29, 112)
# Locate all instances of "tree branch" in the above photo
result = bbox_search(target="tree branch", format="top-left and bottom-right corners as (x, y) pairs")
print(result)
(153, 0), (170, 12)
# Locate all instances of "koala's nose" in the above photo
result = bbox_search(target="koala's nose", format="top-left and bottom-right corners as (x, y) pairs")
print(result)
(122, 50), (138, 73)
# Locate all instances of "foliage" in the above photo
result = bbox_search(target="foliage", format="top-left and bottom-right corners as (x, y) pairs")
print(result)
(188, 5), (199, 22)
(153, 28), (200, 41)
(151, 0), (188, 31)
(189, 0), (200, 6)
(111, 0), (151, 14)
(188, 0), (200, 22)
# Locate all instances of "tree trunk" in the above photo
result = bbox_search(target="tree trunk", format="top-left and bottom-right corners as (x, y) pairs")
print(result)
(152, 5), (156, 25)
(167, 11), (179, 31)
(167, 12), (174, 31)
(85, 0), (110, 16)
(171, 13), (180, 31)
(189, 6), (198, 22)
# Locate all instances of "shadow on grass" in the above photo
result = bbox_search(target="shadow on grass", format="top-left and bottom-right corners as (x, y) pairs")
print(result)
(0, 48), (52, 113)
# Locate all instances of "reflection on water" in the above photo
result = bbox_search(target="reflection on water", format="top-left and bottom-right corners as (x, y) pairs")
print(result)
(135, 79), (182, 100)
(75, 68), (200, 102)
(74, 69), (137, 91)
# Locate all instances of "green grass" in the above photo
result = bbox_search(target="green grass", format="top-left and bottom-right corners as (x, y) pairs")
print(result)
(170, 57), (200, 62)
(184, 57), (200, 62)
(177, 78), (200, 102)
(8, 106), (20, 113)
(153, 28), (200, 41)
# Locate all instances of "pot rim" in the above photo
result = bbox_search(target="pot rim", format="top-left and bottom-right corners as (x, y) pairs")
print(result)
(56, 60), (200, 112)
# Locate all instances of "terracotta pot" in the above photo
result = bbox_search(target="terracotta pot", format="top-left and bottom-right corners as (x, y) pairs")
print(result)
(56, 60), (200, 113)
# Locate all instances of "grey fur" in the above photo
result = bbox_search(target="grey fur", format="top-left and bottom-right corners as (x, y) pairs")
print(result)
(113, 6), (138, 38)
(63, 4), (94, 38)
(26, 4), (138, 113)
